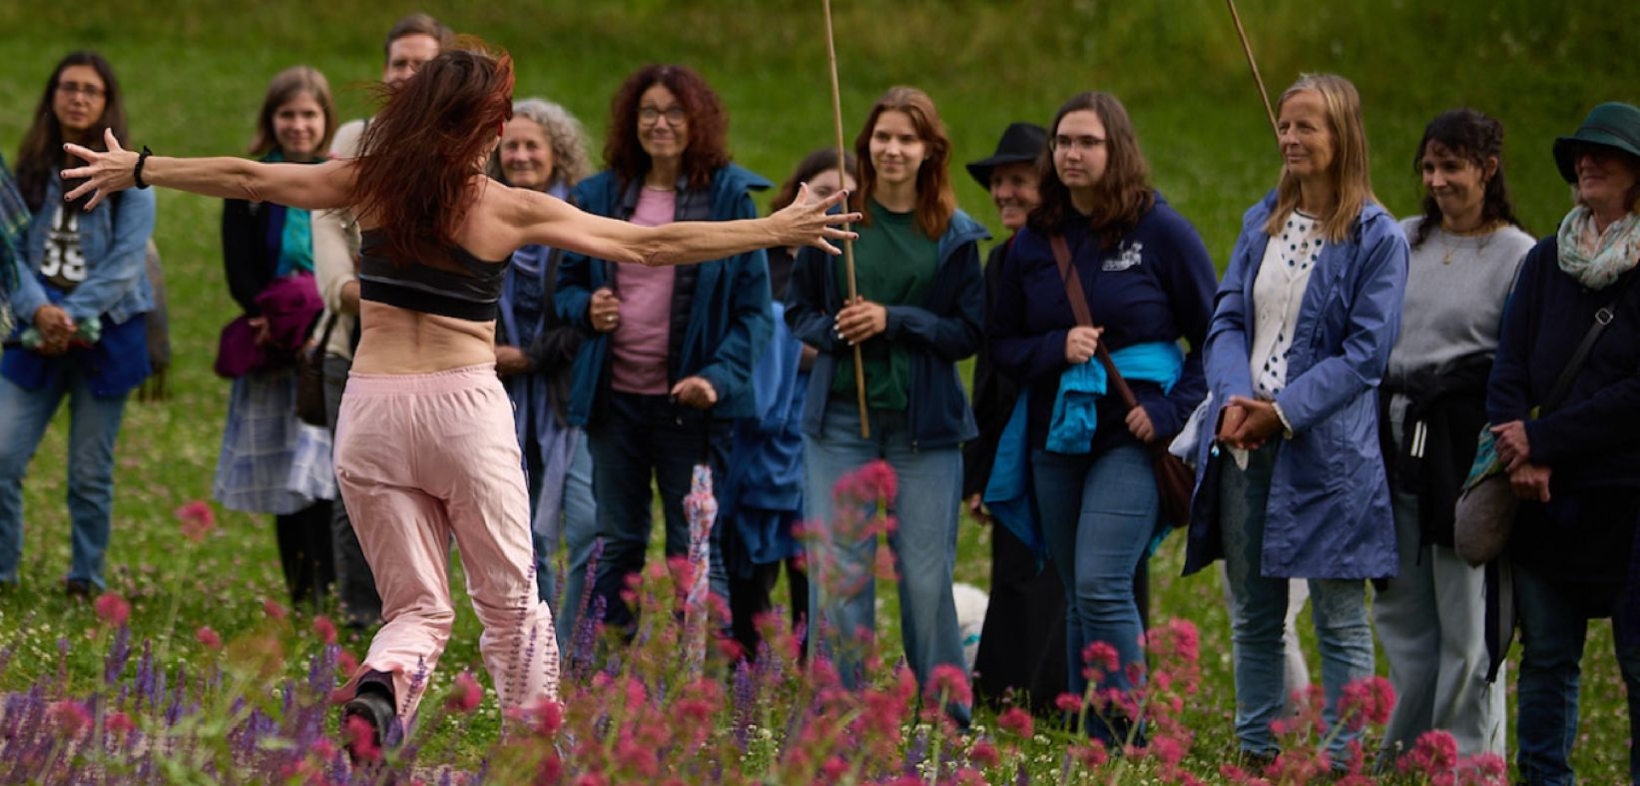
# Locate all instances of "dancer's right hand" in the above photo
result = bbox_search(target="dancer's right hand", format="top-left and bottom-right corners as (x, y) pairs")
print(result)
(768, 184), (860, 255)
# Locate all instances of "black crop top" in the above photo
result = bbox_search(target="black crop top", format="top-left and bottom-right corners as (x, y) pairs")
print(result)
(357, 228), (508, 321)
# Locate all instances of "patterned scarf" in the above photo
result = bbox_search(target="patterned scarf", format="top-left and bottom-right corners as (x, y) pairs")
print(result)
(1557, 205), (1640, 289)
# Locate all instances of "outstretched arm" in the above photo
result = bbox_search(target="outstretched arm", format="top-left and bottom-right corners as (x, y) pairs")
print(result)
(62, 128), (353, 212)
(509, 183), (859, 267)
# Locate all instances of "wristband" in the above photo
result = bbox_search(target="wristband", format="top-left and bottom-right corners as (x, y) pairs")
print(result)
(133, 146), (153, 189)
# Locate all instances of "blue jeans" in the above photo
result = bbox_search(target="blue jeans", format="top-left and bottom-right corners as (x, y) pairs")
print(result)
(0, 368), (131, 589)
(1514, 562), (1640, 786)
(1033, 444), (1155, 743)
(546, 434), (597, 655)
(587, 391), (730, 634)
(803, 401), (968, 722)
(1220, 443), (1374, 760)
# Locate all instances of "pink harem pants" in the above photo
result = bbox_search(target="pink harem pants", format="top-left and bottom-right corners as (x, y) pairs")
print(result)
(334, 364), (559, 723)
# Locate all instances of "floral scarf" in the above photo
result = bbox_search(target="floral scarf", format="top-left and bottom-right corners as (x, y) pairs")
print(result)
(1557, 205), (1640, 289)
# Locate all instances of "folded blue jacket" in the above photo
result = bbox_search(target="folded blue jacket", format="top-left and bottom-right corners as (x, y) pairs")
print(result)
(1046, 341), (1184, 454)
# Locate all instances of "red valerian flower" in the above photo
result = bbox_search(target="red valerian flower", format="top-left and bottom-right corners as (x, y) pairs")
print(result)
(175, 500), (216, 543)
(94, 592), (130, 627)
(446, 671), (482, 714)
(195, 626), (223, 650)
(997, 706), (1034, 738)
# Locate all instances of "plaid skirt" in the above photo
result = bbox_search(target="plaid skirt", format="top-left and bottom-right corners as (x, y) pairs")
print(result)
(213, 368), (335, 514)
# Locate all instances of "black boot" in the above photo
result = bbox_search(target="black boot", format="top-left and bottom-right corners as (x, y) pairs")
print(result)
(341, 679), (398, 765)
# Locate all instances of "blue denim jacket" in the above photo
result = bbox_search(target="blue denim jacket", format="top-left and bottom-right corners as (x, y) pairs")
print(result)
(1185, 190), (1408, 580)
(9, 172), (156, 326)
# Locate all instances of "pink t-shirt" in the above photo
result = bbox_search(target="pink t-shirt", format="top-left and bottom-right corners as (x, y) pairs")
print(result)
(609, 187), (677, 395)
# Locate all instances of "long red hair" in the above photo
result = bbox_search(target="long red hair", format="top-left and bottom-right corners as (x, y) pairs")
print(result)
(851, 86), (956, 240)
(350, 41), (514, 264)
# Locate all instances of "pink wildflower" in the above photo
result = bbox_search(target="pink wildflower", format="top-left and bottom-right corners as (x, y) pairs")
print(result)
(195, 626), (222, 650)
(342, 714), (381, 762)
(263, 598), (288, 620)
(969, 740), (1001, 767)
(1398, 729), (1460, 776)
(1083, 640), (1119, 673)
(446, 672), (482, 714)
(925, 663), (973, 707)
(1072, 739), (1109, 768)
(93, 592), (130, 627)
(997, 706), (1034, 738)
(175, 500), (216, 543)
(1054, 692), (1084, 713)
(105, 711), (134, 736)
(312, 615), (337, 645)
(336, 649), (359, 676)
(1338, 674), (1396, 727)
(48, 700), (92, 738)
(531, 698), (565, 736)
(1147, 733), (1187, 766)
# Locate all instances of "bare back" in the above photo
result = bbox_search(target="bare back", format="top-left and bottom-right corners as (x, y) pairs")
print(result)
(350, 178), (529, 375)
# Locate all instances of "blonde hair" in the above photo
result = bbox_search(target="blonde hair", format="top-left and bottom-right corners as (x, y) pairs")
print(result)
(1263, 73), (1376, 243)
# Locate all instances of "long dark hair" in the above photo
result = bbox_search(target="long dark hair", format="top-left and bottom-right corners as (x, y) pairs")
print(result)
(16, 51), (127, 212)
(1409, 108), (1525, 248)
(603, 64), (730, 193)
(351, 43), (515, 265)
(770, 147), (856, 213)
(1027, 92), (1153, 248)
(851, 86), (956, 239)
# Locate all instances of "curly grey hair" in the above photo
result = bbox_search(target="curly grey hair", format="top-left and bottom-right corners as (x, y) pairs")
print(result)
(488, 97), (594, 188)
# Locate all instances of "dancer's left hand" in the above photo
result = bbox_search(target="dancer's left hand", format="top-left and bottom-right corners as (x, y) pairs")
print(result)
(62, 129), (138, 210)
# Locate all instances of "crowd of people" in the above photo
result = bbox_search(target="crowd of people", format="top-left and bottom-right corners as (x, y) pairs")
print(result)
(2, 12), (1637, 785)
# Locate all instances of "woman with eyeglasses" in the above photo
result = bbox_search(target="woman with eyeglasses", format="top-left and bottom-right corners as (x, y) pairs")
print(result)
(555, 64), (774, 640)
(0, 52), (155, 596)
(988, 91), (1215, 742)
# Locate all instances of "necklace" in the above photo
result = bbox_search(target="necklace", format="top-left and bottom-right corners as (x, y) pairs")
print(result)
(1438, 221), (1498, 265)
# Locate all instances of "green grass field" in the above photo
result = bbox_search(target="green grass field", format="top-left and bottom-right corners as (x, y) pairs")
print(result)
(1, 0), (1637, 780)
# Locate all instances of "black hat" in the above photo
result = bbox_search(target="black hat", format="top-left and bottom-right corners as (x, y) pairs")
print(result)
(1552, 102), (1640, 184)
(966, 123), (1047, 189)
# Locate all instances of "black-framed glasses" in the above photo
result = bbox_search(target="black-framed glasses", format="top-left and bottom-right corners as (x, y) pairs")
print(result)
(56, 82), (106, 100)
(638, 106), (687, 126)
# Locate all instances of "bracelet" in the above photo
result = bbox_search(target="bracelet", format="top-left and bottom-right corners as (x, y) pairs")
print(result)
(133, 146), (153, 190)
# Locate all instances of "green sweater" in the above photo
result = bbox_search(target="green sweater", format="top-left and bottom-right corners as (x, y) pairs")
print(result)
(831, 201), (938, 411)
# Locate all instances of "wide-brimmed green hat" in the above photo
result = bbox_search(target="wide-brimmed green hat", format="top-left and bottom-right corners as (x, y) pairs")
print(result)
(1552, 101), (1640, 183)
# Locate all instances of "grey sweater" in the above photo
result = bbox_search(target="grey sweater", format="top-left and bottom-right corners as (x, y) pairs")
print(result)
(1386, 216), (1535, 385)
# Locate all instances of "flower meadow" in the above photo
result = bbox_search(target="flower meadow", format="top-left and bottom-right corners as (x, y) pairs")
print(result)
(1, 463), (1509, 785)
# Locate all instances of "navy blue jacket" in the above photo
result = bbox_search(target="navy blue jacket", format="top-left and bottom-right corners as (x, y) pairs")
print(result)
(988, 194), (1215, 456)
(1489, 235), (1640, 580)
(1490, 235), (1640, 490)
(555, 164), (772, 425)
(785, 208), (989, 449)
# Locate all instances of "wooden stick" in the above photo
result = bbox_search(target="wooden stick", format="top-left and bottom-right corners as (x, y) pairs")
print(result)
(823, 0), (870, 438)
(1226, 0), (1279, 142)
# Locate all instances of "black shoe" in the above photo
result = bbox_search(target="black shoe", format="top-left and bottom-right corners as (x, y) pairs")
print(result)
(64, 579), (92, 598)
(341, 688), (398, 765)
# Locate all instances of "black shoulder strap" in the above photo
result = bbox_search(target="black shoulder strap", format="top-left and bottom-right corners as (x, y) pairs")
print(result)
(1543, 271), (1638, 414)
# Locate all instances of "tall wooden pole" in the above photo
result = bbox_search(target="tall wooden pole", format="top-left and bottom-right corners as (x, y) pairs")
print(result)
(824, 0), (870, 438)
(1227, 0), (1279, 142)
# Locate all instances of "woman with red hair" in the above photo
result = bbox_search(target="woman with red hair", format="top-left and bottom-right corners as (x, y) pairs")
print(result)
(786, 86), (987, 725)
(64, 46), (854, 749)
